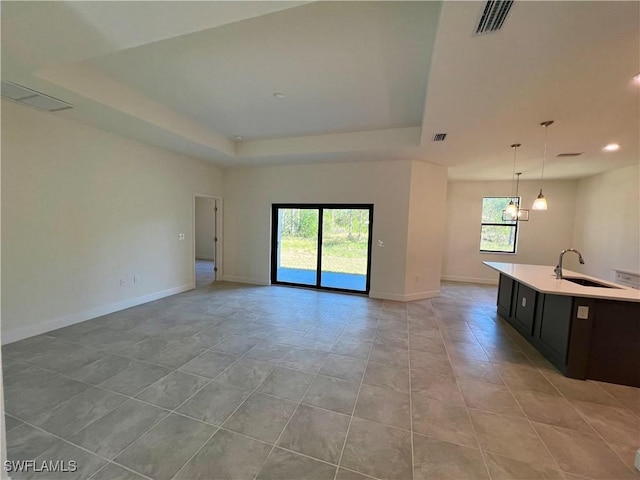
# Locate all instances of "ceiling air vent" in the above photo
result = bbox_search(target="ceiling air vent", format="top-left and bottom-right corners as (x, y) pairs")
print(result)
(557, 153), (584, 157)
(475, 0), (514, 35)
(1, 80), (73, 112)
(432, 133), (447, 142)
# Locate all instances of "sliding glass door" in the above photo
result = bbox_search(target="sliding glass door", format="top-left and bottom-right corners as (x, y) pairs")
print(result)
(272, 204), (373, 294)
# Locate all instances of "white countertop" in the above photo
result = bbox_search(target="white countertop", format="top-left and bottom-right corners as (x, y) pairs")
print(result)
(484, 262), (640, 303)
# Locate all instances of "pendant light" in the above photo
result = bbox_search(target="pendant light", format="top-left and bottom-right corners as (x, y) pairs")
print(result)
(514, 173), (529, 220)
(502, 144), (529, 221)
(532, 120), (554, 210)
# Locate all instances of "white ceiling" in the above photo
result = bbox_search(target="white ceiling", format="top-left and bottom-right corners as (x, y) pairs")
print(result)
(2, 1), (639, 180)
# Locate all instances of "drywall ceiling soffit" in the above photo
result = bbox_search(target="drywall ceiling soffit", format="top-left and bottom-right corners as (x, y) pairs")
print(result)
(1, 1), (310, 68)
(421, 1), (640, 180)
(2, 1), (639, 179)
(1, 1), (442, 167)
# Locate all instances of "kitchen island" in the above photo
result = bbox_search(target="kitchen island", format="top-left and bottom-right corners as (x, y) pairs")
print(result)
(484, 262), (640, 387)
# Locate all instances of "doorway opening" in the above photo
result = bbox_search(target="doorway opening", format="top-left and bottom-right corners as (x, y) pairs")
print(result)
(194, 195), (222, 287)
(271, 204), (373, 294)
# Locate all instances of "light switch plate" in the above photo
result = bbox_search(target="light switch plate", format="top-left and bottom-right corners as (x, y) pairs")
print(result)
(577, 305), (589, 319)
(521, 297), (526, 307)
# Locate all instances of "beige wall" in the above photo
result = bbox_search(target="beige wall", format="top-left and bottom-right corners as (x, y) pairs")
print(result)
(1, 100), (223, 343)
(442, 179), (579, 284)
(223, 160), (447, 300)
(405, 161), (448, 297)
(573, 164), (640, 280)
(195, 197), (216, 260)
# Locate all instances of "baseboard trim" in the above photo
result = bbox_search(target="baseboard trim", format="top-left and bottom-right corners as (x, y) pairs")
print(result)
(221, 275), (270, 286)
(441, 275), (499, 286)
(369, 290), (440, 302)
(1, 283), (195, 345)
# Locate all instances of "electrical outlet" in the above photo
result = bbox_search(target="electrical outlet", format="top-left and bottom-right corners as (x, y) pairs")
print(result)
(134, 275), (140, 284)
(178, 233), (185, 241)
(577, 305), (589, 319)
(521, 297), (526, 307)
(119, 278), (125, 287)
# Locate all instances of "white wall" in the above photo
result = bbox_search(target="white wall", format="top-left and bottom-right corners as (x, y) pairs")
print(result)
(1, 100), (223, 343)
(195, 197), (216, 260)
(442, 179), (579, 284)
(405, 161), (448, 297)
(573, 164), (640, 280)
(223, 160), (447, 300)
(0, 104), (6, 477)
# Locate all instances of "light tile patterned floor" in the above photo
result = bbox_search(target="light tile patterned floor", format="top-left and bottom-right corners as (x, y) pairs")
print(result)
(3, 273), (639, 480)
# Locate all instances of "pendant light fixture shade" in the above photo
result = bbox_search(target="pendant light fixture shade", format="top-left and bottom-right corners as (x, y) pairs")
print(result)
(532, 121), (554, 210)
(532, 190), (547, 210)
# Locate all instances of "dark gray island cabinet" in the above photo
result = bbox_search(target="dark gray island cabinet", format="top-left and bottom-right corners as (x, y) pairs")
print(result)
(487, 262), (640, 388)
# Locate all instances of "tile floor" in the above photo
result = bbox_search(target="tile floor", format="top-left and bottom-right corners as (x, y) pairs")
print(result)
(3, 275), (639, 480)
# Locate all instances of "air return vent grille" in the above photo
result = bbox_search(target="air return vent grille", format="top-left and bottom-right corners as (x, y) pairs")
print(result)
(476, 0), (514, 35)
(557, 152), (584, 157)
(1, 81), (73, 112)
(432, 133), (447, 142)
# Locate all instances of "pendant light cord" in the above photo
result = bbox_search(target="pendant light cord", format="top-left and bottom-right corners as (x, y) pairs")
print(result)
(539, 121), (553, 189)
(510, 143), (521, 199)
(511, 150), (516, 196)
(541, 125), (547, 186)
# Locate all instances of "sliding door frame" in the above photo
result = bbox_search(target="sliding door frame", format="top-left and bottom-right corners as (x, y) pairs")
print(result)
(271, 203), (374, 295)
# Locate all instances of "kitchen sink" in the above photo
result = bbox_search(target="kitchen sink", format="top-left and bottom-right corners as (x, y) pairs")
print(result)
(562, 277), (621, 289)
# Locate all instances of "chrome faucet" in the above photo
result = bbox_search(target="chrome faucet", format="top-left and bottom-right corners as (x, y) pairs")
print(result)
(554, 248), (585, 279)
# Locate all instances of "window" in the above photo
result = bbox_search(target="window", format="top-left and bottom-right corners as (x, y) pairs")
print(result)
(480, 197), (519, 253)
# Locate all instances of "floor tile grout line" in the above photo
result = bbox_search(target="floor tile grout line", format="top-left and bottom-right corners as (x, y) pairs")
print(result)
(8, 347), (249, 468)
(118, 318), (337, 479)
(249, 310), (378, 480)
(405, 302), (416, 480)
(3, 365), (149, 436)
(171, 333), (338, 480)
(331, 306), (383, 480)
(463, 302), (613, 475)
(495, 368), (565, 472)
(6, 417), (154, 480)
(434, 304), (493, 480)
(249, 371), (319, 476)
(168, 428), (220, 480)
(13, 313), (375, 377)
(87, 460), (156, 480)
(530, 416), (640, 476)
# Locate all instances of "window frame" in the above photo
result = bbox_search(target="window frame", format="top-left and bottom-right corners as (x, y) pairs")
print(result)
(479, 196), (520, 254)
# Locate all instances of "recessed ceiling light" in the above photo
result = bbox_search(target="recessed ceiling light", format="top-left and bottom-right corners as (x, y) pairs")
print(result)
(603, 143), (620, 152)
(633, 73), (640, 84)
(273, 92), (285, 99)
